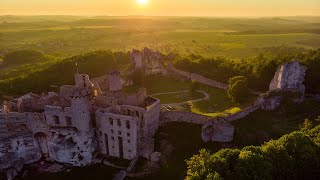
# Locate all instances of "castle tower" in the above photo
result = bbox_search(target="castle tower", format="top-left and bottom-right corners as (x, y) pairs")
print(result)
(75, 74), (93, 88)
(108, 70), (122, 92)
(70, 88), (92, 132)
(131, 49), (143, 69)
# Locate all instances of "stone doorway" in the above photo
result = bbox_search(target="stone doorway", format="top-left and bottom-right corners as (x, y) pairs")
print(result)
(34, 132), (49, 158)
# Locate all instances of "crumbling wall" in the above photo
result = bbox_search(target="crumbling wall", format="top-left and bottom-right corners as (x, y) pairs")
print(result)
(131, 50), (143, 69)
(223, 105), (261, 122)
(26, 113), (49, 135)
(47, 128), (96, 166)
(168, 67), (228, 90)
(190, 73), (228, 90)
(122, 88), (147, 107)
(0, 113), (30, 137)
(0, 134), (41, 170)
(95, 109), (139, 160)
(160, 111), (209, 125)
(108, 71), (122, 92)
(202, 118), (234, 143)
(144, 98), (161, 137)
(60, 85), (76, 102)
(20, 92), (59, 112)
(44, 106), (73, 128)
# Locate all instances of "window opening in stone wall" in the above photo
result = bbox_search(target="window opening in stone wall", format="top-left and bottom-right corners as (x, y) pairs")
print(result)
(66, 117), (72, 126)
(118, 136), (124, 158)
(53, 115), (60, 125)
(105, 134), (109, 155)
(126, 121), (130, 129)
(109, 117), (114, 125)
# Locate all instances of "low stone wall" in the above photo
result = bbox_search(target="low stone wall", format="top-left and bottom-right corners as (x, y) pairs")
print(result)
(160, 103), (263, 143)
(224, 105), (261, 122)
(160, 111), (210, 125)
(190, 73), (228, 90)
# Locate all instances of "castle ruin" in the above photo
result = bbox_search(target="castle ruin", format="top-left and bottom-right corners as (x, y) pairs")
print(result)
(0, 71), (160, 178)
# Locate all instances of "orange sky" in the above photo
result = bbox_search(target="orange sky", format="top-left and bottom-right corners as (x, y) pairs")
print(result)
(0, 0), (319, 16)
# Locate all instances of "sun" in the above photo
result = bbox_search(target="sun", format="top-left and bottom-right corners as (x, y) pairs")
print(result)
(137, 0), (148, 5)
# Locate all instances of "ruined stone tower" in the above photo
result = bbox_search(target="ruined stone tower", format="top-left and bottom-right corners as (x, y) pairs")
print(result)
(70, 88), (92, 132)
(108, 70), (122, 92)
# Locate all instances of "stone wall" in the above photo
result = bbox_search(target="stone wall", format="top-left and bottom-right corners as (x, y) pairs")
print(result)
(160, 111), (210, 125)
(95, 109), (139, 160)
(169, 67), (228, 90)
(223, 105), (261, 122)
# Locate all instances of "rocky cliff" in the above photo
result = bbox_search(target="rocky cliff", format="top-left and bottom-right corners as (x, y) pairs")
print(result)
(269, 61), (307, 94)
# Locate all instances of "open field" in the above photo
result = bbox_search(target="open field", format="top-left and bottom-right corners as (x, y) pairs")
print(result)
(1, 16), (320, 58)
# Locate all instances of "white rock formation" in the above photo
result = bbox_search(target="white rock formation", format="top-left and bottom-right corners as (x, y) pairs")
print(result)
(269, 61), (307, 93)
(202, 118), (234, 143)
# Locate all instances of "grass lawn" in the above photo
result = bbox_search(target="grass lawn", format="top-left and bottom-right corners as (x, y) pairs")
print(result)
(152, 91), (204, 104)
(124, 75), (255, 117)
(189, 84), (256, 117)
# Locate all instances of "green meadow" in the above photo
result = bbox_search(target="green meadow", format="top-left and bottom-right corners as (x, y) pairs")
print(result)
(1, 16), (320, 58)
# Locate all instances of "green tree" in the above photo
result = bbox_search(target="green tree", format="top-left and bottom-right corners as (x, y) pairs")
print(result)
(234, 151), (272, 180)
(227, 76), (249, 103)
(186, 124), (320, 180)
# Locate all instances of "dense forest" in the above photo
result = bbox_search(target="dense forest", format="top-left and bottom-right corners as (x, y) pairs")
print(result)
(0, 46), (319, 96)
(174, 46), (320, 93)
(186, 119), (320, 180)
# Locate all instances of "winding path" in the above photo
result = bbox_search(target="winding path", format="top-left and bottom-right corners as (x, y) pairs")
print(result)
(150, 90), (210, 106)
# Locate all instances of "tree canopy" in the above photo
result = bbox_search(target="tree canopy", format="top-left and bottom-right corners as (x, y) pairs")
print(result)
(174, 47), (320, 93)
(3, 50), (48, 65)
(186, 120), (320, 180)
(227, 76), (249, 103)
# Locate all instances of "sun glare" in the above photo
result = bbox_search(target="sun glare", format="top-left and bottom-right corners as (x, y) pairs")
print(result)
(137, 0), (148, 6)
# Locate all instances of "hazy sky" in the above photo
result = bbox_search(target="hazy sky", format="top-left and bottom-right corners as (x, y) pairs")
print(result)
(0, 0), (319, 16)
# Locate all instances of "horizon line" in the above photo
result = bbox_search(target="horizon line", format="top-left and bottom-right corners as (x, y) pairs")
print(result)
(1, 14), (320, 18)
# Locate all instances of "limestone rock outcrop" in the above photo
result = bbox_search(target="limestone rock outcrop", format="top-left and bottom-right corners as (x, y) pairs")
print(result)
(269, 61), (307, 94)
(202, 118), (234, 143)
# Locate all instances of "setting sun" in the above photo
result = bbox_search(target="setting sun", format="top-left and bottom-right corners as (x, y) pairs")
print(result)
(137, 0), (148, 6)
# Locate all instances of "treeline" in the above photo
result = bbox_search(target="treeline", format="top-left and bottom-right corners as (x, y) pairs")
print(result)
(186, 120), (320, 180)
(2, 50), (49, 65)
(174, 46), (320, 93)
(0, 50), (130, 95)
